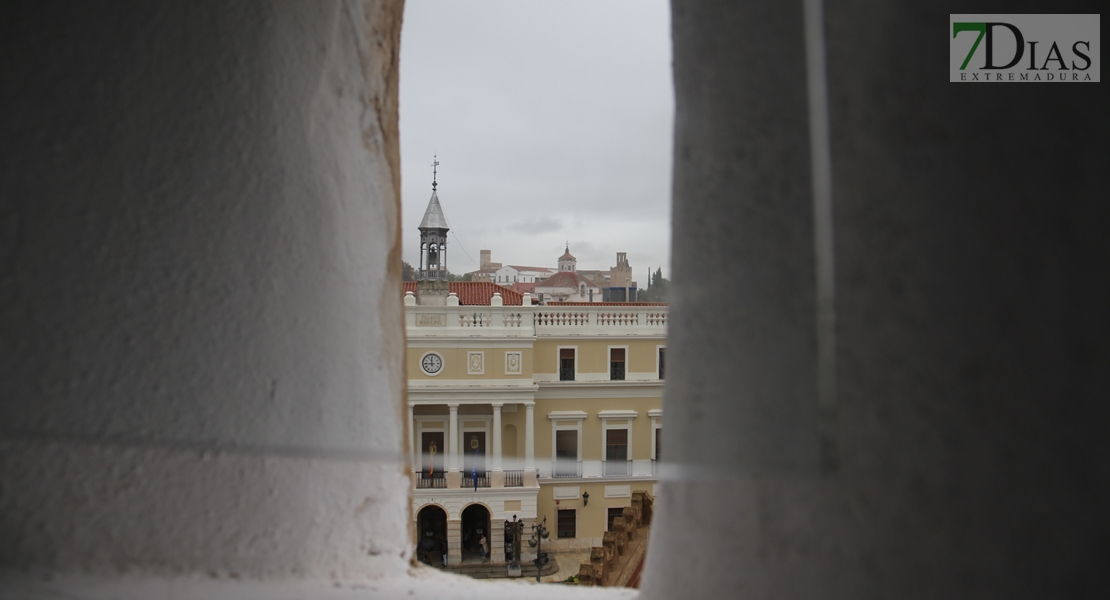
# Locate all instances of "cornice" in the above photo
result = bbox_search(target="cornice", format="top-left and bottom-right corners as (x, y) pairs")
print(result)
(408, 380), (539, 404)
(534, 380), (663, 399)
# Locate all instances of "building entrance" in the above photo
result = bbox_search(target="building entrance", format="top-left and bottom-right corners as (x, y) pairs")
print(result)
(460, 504), (491, 563)
(416, 505), (447, 567)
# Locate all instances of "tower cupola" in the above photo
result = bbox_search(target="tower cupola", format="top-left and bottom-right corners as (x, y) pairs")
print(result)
(418, 157), (449, 280)
(558, 243), (577, 272)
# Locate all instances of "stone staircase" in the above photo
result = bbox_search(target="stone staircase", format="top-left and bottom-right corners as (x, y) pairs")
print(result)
(576, 490), (654, 587)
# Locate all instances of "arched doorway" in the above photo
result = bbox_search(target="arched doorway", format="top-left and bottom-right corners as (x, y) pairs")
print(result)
(416, 505), (447, 566)
(460, 504), (491, 563)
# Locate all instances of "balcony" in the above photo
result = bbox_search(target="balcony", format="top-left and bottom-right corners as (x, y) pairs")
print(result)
(461, 470), (490, 489)
(603, 460), (633, 477)
(414, 472), (446, 489)
(504, 470), (524, 487)
(552, 459), (583, 478)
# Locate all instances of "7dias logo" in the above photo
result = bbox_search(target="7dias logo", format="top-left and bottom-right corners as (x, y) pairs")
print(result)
(950, 14), (1100, 82)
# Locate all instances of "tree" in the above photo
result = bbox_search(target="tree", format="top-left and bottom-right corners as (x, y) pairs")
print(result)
(639, 267), (669, 301)
(401, 261), (471, 282)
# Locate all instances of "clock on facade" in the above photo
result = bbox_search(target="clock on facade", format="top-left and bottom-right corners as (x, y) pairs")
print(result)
(420, 352), (443, 375)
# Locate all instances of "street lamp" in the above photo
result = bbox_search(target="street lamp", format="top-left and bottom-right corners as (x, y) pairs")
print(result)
(528, 516), (550, 582)
(582, 491), (589, 506)
(505, 514), (524, 576)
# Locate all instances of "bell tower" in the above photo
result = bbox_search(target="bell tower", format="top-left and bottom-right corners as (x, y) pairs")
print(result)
(418, 157), (449, 281)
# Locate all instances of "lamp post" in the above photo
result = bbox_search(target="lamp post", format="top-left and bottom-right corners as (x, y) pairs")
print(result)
(505, 514), (524, 576)
(528, 516), (550, 582)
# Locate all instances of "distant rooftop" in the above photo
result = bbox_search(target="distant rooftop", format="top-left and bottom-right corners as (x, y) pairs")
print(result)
(547, 301), (668, 306)
(535, 271), (599, 289)
(402, 281), (525, 305)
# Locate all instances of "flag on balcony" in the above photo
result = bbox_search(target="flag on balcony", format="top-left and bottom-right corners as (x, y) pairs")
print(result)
(472, 445), (479, 492)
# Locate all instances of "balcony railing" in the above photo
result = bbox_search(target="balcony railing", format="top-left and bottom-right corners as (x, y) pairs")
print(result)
(406, 299), (667, 339)
(559, 363), (575, 381)
(504, 470), (524, 487)
(414, 472), (446, 489)
(461, 470), (490, 488)
(610, 363), (625, 380)
(603, 460), (633, 477)
(534, 307), (667, 337)
(552, 459), (583, 478)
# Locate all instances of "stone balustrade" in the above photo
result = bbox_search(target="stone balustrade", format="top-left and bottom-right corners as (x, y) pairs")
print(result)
(406, 292), (667, 339)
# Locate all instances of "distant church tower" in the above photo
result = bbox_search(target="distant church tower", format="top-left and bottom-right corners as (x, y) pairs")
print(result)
(558, 243), (577, 272)
(418, 157), (449, 281)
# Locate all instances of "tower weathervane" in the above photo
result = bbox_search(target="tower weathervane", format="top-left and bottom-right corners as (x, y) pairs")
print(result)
(431, 155), (440, 191)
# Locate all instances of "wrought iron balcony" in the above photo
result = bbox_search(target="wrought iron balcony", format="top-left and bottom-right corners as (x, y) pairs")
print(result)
(461, 470), (490, 488)
(610, 363), (625, 380)
(414, 471), (446, 489)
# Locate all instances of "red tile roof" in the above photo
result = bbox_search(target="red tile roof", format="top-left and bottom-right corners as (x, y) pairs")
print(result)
(402, 281), (525, 305)
(510, 282), (537, 295)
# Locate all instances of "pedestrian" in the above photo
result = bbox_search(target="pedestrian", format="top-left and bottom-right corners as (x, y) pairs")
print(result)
(479, 534), (488, 561)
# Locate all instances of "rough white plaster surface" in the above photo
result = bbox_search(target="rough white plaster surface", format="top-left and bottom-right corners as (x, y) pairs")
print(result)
(1, 0), (410, 584)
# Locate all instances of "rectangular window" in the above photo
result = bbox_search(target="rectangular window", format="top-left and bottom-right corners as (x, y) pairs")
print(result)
(655, 427), (662, 461)
(559, 348), (575, 381)
(555, 430), (578, 477)
(658, 348), (665, 379)
(608, 507), (625, 532)
(557, 509), (576, 538)
(605, 429), (628, 476)
(610, 347), (625, 381)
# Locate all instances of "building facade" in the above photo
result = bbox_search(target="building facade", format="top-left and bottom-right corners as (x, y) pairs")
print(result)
(493, 264), (557, 285)
(405, 288), (666, 565)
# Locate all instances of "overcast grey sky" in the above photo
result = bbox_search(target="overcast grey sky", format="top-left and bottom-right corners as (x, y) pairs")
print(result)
(399, 0), (673, 280)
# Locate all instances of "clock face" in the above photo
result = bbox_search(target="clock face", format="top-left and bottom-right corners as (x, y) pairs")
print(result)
(421, 353), (443, 375)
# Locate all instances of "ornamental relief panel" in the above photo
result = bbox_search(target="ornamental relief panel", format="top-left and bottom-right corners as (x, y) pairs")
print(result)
(467, 351), (484, 375)
(505, 352), (522, 375)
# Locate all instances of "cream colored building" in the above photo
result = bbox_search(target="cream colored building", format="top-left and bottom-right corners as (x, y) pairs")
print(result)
(404, 286), (666, 566)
